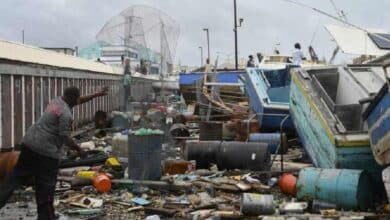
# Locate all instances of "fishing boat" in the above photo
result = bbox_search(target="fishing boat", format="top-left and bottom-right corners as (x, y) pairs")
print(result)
(179, 70), (246, 107)
(243, 64), (297, 133)
(362, 64), (390, 166)
(242, 52), (325, 133)
(289, 64), (385, 179)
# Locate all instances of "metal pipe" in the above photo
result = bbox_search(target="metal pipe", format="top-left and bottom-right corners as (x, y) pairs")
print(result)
(203, 28), (210, 62)
(199, 46), (204, 67)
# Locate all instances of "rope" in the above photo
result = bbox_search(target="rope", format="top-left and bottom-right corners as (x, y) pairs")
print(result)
(279, 0), (390, 45)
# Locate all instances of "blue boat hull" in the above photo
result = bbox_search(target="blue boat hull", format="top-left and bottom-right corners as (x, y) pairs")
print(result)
(244, 67), (295, 133)
(289, 69), (383, 183)
(363, 84), (390, 166)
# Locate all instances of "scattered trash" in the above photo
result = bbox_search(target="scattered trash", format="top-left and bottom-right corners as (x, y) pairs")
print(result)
(93, 173), (111, 193)
(6, 105), (383, 219)
(279, 201), (308, 214)
(278, 173), (297, 196)
(319, 209), (338, 216)
(240, 193), (275, 216)
(70, 197), (103, 209)
(80, 141), (96, 151)
(163, 159), (196, 175)
(106, 156), (122, 167)
(145, 215), (161, 220)
(267, 177), (278, 187)
(77, 171), (97, 179)
(131, 197), (151, 206)
(134, 128), (164, 135)
(242, 173), (260, 183)
(67, 208), (104, 215)
(312, 200), (337, 213)
(127, 206), (144, 212)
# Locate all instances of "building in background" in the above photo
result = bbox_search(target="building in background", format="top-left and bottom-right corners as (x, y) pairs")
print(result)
(42, 47), (75, 56)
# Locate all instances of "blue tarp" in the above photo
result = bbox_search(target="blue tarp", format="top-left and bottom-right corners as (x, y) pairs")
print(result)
(179, 73), (203, 85)
(179, 71), (244, 86)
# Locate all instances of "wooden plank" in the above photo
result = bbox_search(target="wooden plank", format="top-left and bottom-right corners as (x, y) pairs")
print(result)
(1, 75), (12, 148)
(24, 76), (33, 131)
(13, 75), (23, 144)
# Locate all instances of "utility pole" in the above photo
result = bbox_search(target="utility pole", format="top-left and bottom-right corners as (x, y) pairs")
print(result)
(22, 30), (24, 44)
(203, 28), (210, 63)
(233, 1), (243, 69)
(199, 46), (204, 66)
(234, 0), (238, 69)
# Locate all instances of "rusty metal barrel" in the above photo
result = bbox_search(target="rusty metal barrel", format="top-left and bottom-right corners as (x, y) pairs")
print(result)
(217, 142), (271, 171)
(183, 141), (221, 169)
(0, 151), (20, 184)
(199, 121), (223, 141)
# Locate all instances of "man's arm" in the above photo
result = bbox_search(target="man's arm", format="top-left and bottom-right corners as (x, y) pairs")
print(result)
(63, 136), (85, 157)
(78, 87), (109, 105)
(59, 112), (86, 157)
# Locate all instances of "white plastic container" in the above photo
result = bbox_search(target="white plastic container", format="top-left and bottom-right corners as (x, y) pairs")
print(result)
(111, 133), (128, 159)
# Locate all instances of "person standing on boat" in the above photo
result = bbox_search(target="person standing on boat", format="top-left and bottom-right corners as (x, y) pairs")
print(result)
(247, 55), (255, 67)
(292, 43), (306, 65)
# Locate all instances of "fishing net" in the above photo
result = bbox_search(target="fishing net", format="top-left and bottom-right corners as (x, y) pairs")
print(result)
(96, 5), (180, 73)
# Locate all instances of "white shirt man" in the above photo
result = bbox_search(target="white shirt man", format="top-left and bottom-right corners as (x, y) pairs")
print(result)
(292, 43), (306, 65)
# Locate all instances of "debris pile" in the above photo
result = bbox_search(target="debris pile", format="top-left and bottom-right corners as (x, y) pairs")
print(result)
(1, 100), (389, 220)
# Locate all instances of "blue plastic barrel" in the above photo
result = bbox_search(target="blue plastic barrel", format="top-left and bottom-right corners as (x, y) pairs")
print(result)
(128, 134), (163, 180)
(249, 133), (281, 153)
(296, 168), (372, 210)
(111, 113), (129, 130)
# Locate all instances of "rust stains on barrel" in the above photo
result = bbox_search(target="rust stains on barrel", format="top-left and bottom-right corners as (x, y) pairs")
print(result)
(0, 151), (20, 184)
(199, 121), (223, 141)
(217, 142), (271, 171)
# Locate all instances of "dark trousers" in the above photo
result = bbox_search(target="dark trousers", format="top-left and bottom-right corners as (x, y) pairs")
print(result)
(0, 146), (59, 220)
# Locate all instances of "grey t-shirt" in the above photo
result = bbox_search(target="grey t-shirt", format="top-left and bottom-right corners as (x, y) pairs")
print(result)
(21, 97), (73, 159)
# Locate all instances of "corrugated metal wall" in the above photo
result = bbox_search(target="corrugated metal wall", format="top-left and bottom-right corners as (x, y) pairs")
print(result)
(0, 61), (122, 149)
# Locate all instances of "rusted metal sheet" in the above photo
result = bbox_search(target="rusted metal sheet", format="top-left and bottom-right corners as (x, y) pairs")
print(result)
(50, 77), (56, 100)
(56, 77), (62, 97)
(34, 76), (42, 122)
(42, 77), (49, 113)
(13, 75), (23, 144)
(1, 75), (12, 148)
(74, 78), (80, 126)
(24, 76), (33, 131)
(0, 62), (122, 149)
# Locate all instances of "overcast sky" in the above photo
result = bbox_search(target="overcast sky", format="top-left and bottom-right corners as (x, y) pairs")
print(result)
(1, 0), (389, 65)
